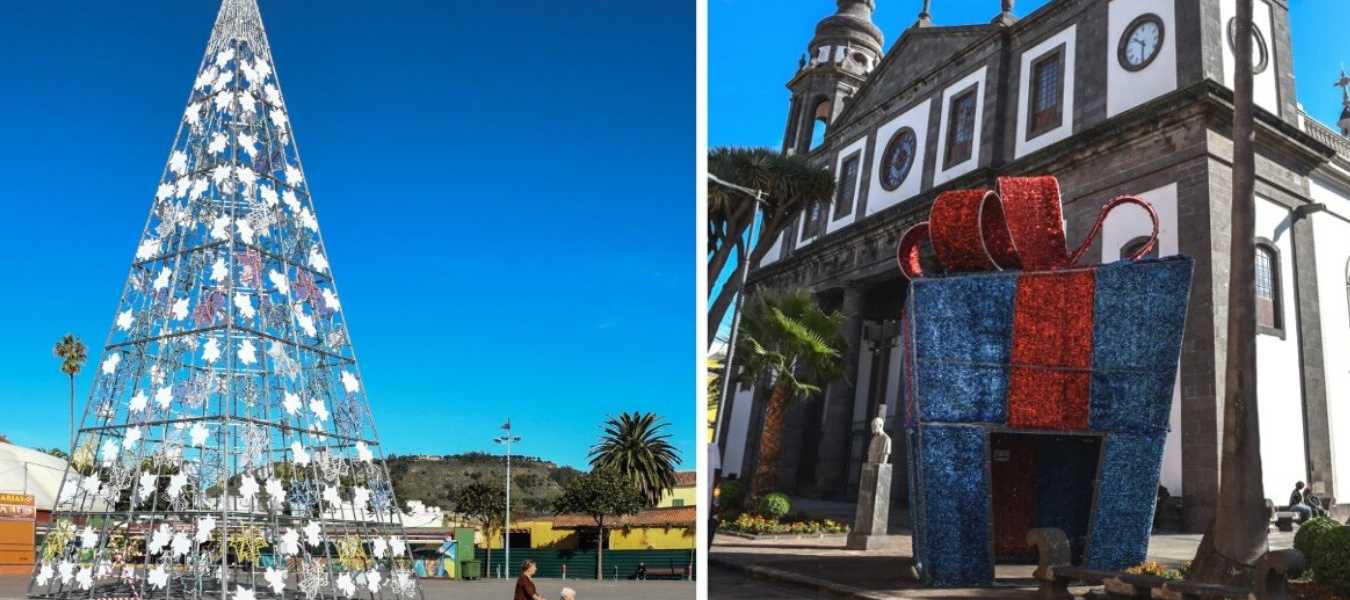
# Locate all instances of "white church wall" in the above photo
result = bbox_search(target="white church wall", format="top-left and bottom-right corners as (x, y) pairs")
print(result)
(759, 231), (783, 266)
(1015, 25), (1078, 159)
(1218, 0), (1280, 117)
(1309, 179), (1350, 502)
(1255, 196), (1307, 500)
(1107, 0), (1178, 118)
(867, 99), (931, 215)
(721, 385), (756, 477)
(1100, 182), (1184, 495)
(828, 136), (869, 234)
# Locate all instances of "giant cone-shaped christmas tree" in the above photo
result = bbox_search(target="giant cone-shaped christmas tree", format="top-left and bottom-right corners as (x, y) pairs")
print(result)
(28, 1), (422, 599)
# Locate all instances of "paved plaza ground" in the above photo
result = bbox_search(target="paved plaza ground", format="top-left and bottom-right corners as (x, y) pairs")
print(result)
(0, 575), (695, 600)
(710, 530), (1296, 598)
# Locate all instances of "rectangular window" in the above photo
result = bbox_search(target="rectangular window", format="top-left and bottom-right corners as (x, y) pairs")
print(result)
(944, 86), (978, 168)
(1028, 46), (1065, 139)
(801, 201), (825, 241)
(833, 153), (860, 220)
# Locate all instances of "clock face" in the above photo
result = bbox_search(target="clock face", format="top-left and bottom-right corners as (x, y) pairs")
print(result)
(880, 127), (917, 191)
(1119, 14), (1165, 72)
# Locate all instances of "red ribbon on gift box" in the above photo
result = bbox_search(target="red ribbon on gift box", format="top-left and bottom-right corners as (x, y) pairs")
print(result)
(896, 176), (1160, 279)
(897, 176), (1163, 430)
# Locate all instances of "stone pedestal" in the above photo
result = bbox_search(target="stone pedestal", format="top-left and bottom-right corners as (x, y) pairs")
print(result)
(846, 463), (902, 550)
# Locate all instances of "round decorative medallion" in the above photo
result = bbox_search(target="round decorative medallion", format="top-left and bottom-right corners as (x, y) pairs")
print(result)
(1118, 13), (1165, 72)
(880, 126), (917, 191)
(1226, 17), (1269, 75)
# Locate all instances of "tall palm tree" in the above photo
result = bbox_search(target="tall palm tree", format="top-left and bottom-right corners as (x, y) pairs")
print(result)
(53, 334), (87, 452)
(707, 147), (835, 344)
(736, 288), (846, 498)
(589, 412), (680, 507)
(1190, 0), (1267, 585)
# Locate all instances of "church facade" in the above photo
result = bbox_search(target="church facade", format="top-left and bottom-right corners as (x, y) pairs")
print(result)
(716, 0), (1350, 531)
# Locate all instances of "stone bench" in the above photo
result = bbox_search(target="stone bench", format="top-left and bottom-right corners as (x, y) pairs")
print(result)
(1026, 528), (1305, 600)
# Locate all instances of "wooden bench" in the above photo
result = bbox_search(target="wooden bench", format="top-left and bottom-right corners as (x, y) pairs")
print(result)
(1026, 527), (1305, 600)
(637, 564), (690, 580)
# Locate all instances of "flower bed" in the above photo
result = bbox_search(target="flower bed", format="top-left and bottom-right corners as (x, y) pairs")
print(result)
(718, 512), (847, 536)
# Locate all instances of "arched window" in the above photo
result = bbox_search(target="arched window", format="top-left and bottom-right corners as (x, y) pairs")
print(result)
(1119, 236), (1160, 260)
(1255, 242), (1282, 333)
(808, 98), (832, 150)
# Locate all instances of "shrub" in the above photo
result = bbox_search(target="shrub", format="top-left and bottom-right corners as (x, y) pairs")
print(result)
(718, 479), (747, 511)
(758, 492), (791, 519)
(1294, 516), (1339, 562)
(1311, 526), (1350, 596)
(1124, 560), (1181, 580)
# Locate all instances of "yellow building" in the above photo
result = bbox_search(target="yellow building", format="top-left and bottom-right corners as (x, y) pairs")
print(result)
(656, 471), (697, 508)
(484, 506), (696, 550)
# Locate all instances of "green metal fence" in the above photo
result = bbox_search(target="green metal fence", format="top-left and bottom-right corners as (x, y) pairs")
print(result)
(473, 548), (695, 580)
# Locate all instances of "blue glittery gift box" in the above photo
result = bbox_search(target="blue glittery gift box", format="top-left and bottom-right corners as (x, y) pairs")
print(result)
(902, 256), (1193, 587)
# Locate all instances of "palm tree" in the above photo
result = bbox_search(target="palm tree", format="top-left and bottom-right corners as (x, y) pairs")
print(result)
(707, 147), (835, 344)
(53, 334), (87, 452)
(589, 412), (680, 507)
(1189, 0), (1267, 585)
(736, 288), (846, 498)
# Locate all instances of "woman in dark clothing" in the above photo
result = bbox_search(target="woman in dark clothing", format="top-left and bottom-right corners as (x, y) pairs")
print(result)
(513, 559), (545, 600)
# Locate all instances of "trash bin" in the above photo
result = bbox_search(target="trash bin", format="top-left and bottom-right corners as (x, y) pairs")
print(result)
(459, 559), (481, 580)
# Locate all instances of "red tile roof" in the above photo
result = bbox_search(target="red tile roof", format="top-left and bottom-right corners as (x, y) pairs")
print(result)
(674, 471), (697, 487)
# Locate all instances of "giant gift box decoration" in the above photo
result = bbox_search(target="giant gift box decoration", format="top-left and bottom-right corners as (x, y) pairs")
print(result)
(896, 176), (1193, 587)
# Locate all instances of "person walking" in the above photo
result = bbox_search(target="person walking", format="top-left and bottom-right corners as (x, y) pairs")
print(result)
(513, 559), (545, 600)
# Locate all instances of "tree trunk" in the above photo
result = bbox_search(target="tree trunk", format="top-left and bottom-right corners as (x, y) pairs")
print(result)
(1189, 0), (1268, 585)
(484, 524), (492, 578)
(68, 374), (75, 452)
(707, 213), (788, 345)
(751, 382), (791, 498)
(596, 517), (605, 580)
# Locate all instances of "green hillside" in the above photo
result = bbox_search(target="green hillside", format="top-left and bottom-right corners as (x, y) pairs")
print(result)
(385, 452), (585, 518)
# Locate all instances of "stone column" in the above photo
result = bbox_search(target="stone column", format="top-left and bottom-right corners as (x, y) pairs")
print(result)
(815, 284), (865, 495)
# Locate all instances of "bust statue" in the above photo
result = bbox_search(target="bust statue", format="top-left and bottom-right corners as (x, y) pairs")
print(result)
(866, 415), (892, 464)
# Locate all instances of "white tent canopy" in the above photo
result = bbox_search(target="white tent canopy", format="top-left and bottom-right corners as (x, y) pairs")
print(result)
(0, 442), (108, 512)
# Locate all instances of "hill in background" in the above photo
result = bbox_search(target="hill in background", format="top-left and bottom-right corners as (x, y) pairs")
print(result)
(385, 452), (586, 518)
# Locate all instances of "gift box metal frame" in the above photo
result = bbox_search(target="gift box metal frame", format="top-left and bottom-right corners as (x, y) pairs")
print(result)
(901, 256), (1193, 587)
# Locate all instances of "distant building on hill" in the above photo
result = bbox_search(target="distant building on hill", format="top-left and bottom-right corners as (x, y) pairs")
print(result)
(657, 471), (697, 508)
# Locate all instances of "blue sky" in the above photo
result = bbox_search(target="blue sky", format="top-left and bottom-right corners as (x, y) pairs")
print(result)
(0, 1), (694, 470)
(711, 0), (1350, 148)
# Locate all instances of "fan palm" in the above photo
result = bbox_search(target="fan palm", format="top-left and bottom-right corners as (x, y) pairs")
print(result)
(589, 412), (680, 507)
(735, 288), (846, 498)
(53, 334), (87, 452)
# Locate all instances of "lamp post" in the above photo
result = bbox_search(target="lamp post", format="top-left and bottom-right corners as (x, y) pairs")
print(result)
(493, 420), (521, 579)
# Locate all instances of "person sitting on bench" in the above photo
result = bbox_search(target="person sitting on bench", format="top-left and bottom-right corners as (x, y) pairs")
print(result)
(1288, 481), (1319, 522)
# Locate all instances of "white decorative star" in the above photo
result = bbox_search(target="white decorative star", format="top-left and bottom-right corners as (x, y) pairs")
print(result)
(35, 563), (53, 586)
(155, 385), (173, 410)
(285, 164), (303, 186)
(271, 108), (289, 132)
(277, 527), (300, 557)
(237, 133), (258, 159)
(389, 537), (406, 557)
(292, 441), (311, 465)
(282, 392), (302, 416)
(269, 270), (290, 295)
(266, 478), (286, 506)
(101, 352), (121, 375)
(322, 288), (341, 311)
(255, 59), (273, 81)
(234, 293), (256, 320)
(147, 564), (168, 590)
(335, 573), (355, 598)
(195, 515), (216, 543)
(153, 266), (173, 290)
(341, 371), (361, 394)
(239, 92), (258, 114)
(211, 257), (229, 282)
(129, 390), (148, 412)
(171, 532), (191, 557)
(80, 473), (102, 495)
(238, 475), (259, 502)
(371, 536), (388, 559)
(356, 441), (373, 463)
(260, 185), (279, 207)
(169, 150), (188, 175)
(283, 189), (300, 212)
(79, 526), (99, 549)
(236, 167), (258, 192)
(215, 47), (235, 68)
(99, 440), (119, 466)
(123, 427), (143, 449)
(365, 569), (382, 593)
(212, 164), (233, 185)
(190, 422), (209, 447)
(214, 69), (233, 90)
(156, 182), (174, 201)
(323, 485), (341, 507)
(234, 585), (256, 600)
(167, 472), (188, 499)
(264, 568), (288, 594)
(353, 487), (371, 512)
(208, 132), (228, 155)
(299, 206), (318, 231)
(263, 83), (281, 105)
(303, 521), (323, 547)
(172, 297), (189, 320)
(75, 566), (93, 590)
(148, 523), (173, 555)
(135, 238), (160, 261)
(137, 471), (156, 501)
(185, 101), (203, 126)
(190, 177), (208, 199)
(295, 306), (317, 337)
(309, 398), (328, 422)
(203, 338), (221, 363)
(116, 309), (135, 332)
(58, 560), (74, 584)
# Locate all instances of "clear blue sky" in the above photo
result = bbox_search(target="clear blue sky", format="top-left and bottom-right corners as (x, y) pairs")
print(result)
(712, 0), (1350, 148)
(0, 1), (694, 470)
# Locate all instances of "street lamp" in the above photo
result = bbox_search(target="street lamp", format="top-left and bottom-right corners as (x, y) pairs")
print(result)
(493, 419), (521, 579)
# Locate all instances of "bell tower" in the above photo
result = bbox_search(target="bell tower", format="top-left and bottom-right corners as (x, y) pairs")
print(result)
(782, 0), (884, 155)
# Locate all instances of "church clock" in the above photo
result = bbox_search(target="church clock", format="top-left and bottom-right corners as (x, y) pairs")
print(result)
(1118, 13), (1165, 72)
